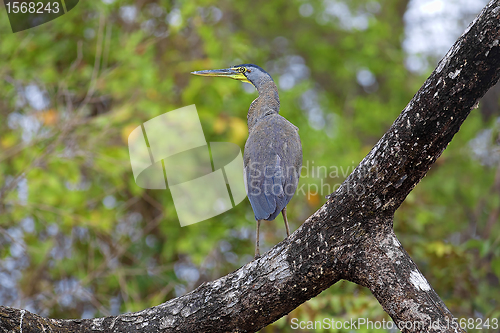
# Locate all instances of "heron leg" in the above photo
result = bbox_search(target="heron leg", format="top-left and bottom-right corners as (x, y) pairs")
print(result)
(255, 220), (262, 259)
(282, 207), (290, 237)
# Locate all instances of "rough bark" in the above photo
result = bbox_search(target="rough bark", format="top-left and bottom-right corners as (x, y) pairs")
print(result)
(2, 1), (500, 332)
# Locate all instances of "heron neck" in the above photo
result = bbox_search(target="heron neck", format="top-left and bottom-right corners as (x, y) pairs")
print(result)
(247, 81), (280, 131)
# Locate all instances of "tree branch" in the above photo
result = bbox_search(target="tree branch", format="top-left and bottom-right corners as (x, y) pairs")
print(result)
(2, 0), (500, 332)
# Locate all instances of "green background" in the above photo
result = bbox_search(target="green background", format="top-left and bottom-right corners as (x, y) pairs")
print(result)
(0, 0), (499, 332)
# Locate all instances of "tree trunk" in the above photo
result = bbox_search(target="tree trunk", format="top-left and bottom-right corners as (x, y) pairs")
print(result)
(3, 1), (500, 332)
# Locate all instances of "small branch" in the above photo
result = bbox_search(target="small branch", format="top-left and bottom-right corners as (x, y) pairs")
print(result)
(79, 12), (106, 110)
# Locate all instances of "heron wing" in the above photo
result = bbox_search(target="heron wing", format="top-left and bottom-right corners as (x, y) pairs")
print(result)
(245, 154), (285, 221)
(244, 115), (302, 221)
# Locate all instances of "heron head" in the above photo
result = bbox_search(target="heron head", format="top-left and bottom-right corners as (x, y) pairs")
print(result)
(191, 64), (272, 88)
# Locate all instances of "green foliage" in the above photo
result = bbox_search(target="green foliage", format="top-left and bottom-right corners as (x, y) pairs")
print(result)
(0, 0), (499, 331)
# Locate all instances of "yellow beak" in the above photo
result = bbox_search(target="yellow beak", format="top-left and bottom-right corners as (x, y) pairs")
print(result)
(191, 68), (250, 84)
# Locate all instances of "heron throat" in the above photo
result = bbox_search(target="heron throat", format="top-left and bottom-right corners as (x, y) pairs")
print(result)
(247, 80), (280, 131)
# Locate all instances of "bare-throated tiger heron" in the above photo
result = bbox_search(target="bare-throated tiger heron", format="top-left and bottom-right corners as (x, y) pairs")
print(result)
(191, 64), (302, 258)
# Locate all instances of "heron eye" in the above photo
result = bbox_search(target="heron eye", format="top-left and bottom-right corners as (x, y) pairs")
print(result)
(238, 67), (246, 73)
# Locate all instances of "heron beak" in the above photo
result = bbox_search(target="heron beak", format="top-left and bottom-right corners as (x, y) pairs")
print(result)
(191, 68), (250, 83)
